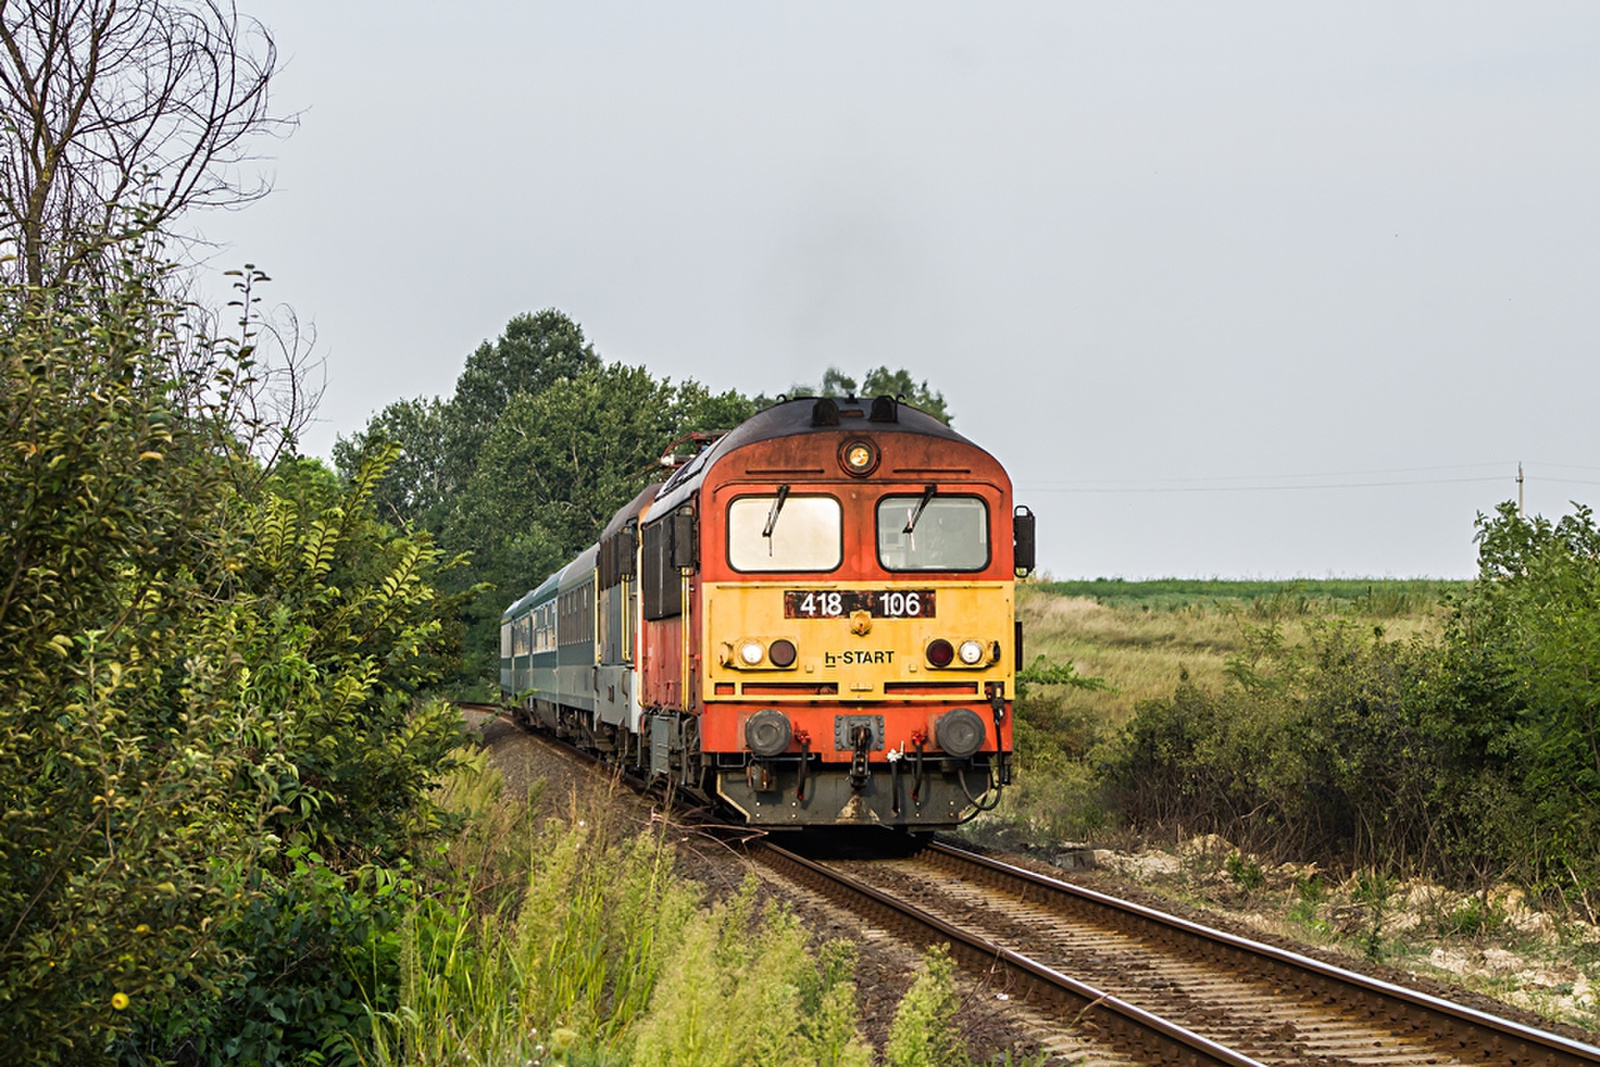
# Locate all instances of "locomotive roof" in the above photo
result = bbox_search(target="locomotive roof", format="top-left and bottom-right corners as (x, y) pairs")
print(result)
(600, 482), (663, 541)
(650, 395), (979, 517)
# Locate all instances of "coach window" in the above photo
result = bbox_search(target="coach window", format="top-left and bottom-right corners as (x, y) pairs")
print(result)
(727, 494), (842, 572)
(876, 494), (989, 571)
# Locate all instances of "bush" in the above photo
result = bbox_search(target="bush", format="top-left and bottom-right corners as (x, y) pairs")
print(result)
(0, 268), (258, 1061)
(0, 266), (475, 1061)
(1104, 622), (1496, 871)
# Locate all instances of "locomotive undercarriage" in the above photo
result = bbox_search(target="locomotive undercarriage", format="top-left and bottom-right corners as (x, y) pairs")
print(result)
(716, 752), (1006, 827)
(512, 694), (1005, 828)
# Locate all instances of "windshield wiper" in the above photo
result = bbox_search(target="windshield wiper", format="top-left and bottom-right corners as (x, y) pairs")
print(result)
(763, 485), (791, 540)
(903, 484), (937, 535)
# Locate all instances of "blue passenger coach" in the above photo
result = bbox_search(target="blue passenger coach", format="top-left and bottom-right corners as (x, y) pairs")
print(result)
(500, 572), (558, 713)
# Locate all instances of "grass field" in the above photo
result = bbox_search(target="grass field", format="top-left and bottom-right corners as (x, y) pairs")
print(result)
(1021, 578), (1466, 726)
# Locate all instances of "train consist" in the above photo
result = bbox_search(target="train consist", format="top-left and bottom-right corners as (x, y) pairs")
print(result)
(499, 394), (1034, 831)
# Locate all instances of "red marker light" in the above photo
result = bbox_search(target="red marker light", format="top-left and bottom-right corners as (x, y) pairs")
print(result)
(927, 639), (954, 668)
(769, 639), (797, 668)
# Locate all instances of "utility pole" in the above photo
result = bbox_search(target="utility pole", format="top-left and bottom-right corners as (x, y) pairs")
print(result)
(1517, 462), (1524, 515)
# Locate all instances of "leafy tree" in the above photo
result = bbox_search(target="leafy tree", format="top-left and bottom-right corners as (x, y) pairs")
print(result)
(447, 363), (755, 681)
(445, 309), (601, 482)
(451, 310), (600, 430)
(331, 395), (450, 530)
(334, 310), (602, 536)
(336, 308), (760, 688)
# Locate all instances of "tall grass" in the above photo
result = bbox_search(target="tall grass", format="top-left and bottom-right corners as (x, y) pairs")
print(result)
(362, 753), (882, 1066)
(632, 883), (872, 1066)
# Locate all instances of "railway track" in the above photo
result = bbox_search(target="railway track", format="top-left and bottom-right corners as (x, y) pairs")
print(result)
(462, 702), (1600, 1064)
(756, 839), (1600, 1066)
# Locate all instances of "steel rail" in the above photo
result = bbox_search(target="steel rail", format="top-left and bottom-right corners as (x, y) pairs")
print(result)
(923, 841), (1600, 1066)
(756, 842), (1266, 1067)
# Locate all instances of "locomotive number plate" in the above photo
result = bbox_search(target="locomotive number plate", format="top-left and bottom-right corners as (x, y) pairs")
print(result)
(784, 589), (936, 619)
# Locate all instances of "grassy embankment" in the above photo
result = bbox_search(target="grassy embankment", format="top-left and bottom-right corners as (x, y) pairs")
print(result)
(1021, 578), (1464, 725)
(371, 751), (1025, 1067)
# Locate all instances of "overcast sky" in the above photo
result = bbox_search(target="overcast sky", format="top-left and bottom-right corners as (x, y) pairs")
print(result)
(195, 2), (1600, 580)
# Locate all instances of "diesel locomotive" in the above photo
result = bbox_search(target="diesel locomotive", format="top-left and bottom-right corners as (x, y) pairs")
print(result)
(499, 394), (1035, 831)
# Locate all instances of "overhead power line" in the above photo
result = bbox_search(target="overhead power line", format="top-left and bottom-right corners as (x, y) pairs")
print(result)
(1025, 461), (1511, 488)
(1019, 476), (1508, 495)
(1019, 462), (1600, 496)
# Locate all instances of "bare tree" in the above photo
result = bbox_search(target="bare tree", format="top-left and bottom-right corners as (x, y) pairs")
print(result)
(0, 0), (288, 287)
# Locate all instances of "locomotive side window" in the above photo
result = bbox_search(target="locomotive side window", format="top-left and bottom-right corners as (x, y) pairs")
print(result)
(727, 495), (842, 573)
(876, 495), (989, 571)
(643, 513), (686, 620)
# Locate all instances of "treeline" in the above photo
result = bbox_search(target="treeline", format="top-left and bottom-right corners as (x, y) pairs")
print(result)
(1063, 504), (1600, 908)
(332, 326), (949, 687)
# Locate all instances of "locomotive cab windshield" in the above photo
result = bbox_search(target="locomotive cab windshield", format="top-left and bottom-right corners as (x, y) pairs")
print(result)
(877, 494), (989, 571)
(727, 494), (842, 571)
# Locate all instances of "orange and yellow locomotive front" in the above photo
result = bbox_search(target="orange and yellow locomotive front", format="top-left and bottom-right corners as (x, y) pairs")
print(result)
(696, 410), (1017, 827)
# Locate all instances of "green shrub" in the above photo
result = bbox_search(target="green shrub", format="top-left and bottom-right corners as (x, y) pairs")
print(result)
(1096, 503), (1600, 910)
(1225, 851), (1266, 892)
(884, 944), (964, 1067)
(0, 267), (258, 1061)
(0, 265), (477, 1061)
(1351, 870), (1395, 962)
(1435, 895), (1505, 940)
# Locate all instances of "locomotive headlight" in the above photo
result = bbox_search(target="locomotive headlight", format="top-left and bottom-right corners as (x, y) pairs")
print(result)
(840, 439), (879, 476)
(739, 640), (765, 666)
(957, 640), (985, 666)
